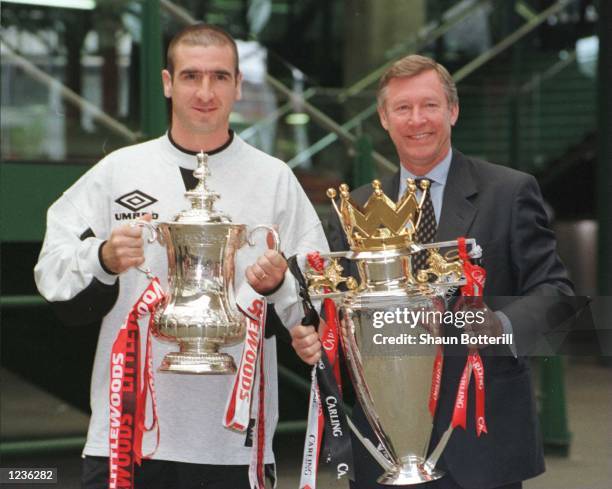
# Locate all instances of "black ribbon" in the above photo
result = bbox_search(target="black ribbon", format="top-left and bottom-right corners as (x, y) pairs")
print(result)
(287, 255), (354, 482)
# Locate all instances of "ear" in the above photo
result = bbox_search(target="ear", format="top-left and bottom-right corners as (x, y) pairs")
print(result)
(450, 103), (459, 126)
(235, 71), (243, 101)
(378, 105), (389, 131)
(161, 70), (172, 98)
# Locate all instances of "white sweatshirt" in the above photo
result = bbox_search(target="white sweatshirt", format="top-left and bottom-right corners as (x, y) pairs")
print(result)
(35, 132), (329, 465)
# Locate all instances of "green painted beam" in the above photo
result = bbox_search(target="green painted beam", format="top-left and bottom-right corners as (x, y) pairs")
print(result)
(353, 135), (375, 188)
(539, 356), (571, 456)
(0, 162), (90, 242)
(1, 295), (47, 308)
(140, 0), (167, 138)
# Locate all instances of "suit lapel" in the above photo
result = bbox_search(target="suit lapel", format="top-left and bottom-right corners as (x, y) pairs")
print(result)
(436, 151), (478, 242)
(381, 171), (401, 199)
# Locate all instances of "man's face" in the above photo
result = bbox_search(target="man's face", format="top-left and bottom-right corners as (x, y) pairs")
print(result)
(161, 43), (241, 143)
(378, 70), (459, 175)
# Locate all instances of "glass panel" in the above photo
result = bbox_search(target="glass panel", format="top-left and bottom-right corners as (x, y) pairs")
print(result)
(1, 1), (141, 163)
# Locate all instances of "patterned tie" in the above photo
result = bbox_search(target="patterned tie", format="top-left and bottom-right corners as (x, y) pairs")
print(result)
(412, 179), (437, 275)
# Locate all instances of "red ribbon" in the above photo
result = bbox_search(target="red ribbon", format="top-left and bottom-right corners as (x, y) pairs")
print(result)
(224, 300), (265, 432)
(109, 278), (164, 489)
(456, 237), (488, 436)
(428, 346), (444, 417)
(457, 237), (486, 305)
(222, 296), (267, 489)
(247, 299), (267, 489)
(428, 238), (488, 437)
(451, 350), (487, 436)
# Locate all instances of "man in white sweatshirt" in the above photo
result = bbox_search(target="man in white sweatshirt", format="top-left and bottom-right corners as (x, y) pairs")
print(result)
(35, 24), (328, 489)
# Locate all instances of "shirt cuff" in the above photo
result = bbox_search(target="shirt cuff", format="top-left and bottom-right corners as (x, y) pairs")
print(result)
(82, 238), (118, 286)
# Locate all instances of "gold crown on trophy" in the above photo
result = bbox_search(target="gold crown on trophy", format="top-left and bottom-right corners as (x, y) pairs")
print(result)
(327, 179), (431, 252)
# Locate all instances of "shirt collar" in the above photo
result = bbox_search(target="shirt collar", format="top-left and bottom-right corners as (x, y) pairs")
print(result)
(399, 148), (453, 187)
(167, 130), (235, 156)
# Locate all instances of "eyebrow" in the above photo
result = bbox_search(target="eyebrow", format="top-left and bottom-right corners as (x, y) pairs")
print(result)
(178, 68), (233, 78)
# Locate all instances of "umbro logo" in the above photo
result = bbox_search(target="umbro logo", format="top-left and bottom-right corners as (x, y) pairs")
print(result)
(116, 190), (157, 211)
(114, 190), (159, 220)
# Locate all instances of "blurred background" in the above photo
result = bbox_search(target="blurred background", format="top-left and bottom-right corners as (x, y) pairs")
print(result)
(1, 0), (610, 487)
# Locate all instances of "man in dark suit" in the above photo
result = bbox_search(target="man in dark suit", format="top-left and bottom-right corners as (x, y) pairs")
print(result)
(290, 54), (574, 489)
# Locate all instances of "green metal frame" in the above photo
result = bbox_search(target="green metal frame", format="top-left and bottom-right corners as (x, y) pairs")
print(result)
(140, 0), (167, 139)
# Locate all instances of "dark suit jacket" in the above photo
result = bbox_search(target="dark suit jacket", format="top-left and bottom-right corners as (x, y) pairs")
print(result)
(327, 150), (574, 489)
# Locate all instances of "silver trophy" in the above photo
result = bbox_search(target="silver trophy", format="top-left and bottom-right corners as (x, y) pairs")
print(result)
(305, 180), (477, 485)
(139, 151), (278, 374)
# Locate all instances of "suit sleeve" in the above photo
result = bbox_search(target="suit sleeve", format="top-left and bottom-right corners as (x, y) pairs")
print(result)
(34, 167), (119, 326)
(498, 174), (578, 355)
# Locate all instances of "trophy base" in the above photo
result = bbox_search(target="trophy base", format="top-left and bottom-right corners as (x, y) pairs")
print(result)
(377, 460), (444, 486)
(158, 351), (237, 375)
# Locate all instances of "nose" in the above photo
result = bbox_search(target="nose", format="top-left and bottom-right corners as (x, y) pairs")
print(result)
(408, 106), (425, 124)
(195, 75), (214, 102)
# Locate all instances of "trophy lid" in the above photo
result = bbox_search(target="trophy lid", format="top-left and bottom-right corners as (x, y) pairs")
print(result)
(172, 151), (232, 224)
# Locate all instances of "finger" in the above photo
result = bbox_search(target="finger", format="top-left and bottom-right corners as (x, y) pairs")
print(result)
(114, 256), (145, 274)
(112, 236), (145, 249)
(303, 350), (322, 365)
(295, 342), (322, 362)
(266, 231), (278, 250)
(128, 256), (146, 268)
(291, 325), (317, 339)
(259, 259), (286, 278)
(263, 250), (285, 266)
(256, 255), (272, 271)
(294, 334), (320, 349)
(245, 267), (260, 285)
(254, 266), (268, 281)
(118, 224), (145, 238)
(120, 247), (145, 259)
(294, 340), (321, 356)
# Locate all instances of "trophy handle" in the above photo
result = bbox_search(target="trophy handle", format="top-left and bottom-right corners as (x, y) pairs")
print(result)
(247, 225), (280, 252)
(130, 220), (159, 279)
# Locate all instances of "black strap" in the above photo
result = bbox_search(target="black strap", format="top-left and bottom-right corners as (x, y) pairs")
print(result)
(286, 254), (320, 329)
(286, 254), (354, 482)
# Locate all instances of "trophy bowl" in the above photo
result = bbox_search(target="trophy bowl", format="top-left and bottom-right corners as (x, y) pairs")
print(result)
(151, 221), (248, 374)
(343, 290), (446, 483)
(339, 250), (447, 485)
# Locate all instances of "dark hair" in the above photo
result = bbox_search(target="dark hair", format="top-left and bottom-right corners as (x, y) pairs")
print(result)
(166, 24), (239, 76)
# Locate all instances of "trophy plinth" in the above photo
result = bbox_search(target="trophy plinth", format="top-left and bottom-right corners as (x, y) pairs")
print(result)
(159, 347), (237, 375)
(377, 455), (444, 485)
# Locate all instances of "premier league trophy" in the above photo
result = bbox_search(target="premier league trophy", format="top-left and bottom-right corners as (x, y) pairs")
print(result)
(305, 179), (477, 485)
(139, 152), (278, 374)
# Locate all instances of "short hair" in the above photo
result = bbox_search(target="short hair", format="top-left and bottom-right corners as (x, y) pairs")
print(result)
(377, 54), (458, 108)
(166, 24), (239, 76)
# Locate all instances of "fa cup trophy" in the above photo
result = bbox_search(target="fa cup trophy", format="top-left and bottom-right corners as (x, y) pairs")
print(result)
(139, 152), (278, 374)
(305, 179), (478, 485)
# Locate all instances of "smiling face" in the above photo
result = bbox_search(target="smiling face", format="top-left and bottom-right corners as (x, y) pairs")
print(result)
(378, 69), (459, 175)
(161, 43), (242, 150)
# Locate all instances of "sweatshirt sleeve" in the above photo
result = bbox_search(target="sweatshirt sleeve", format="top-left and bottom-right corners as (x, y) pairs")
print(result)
(34, 163), (119, 326)
(266, 167), (330, 328)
